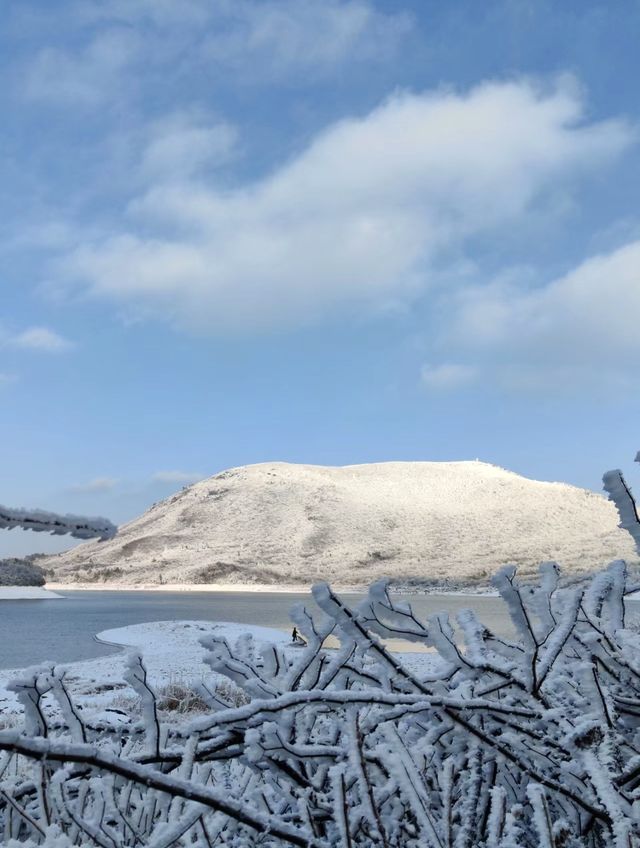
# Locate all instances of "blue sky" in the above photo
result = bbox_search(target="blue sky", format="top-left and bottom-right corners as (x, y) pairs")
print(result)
(2, 0), (640, 557)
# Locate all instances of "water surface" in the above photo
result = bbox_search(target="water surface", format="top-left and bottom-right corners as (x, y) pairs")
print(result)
(0, 590), (636, 670)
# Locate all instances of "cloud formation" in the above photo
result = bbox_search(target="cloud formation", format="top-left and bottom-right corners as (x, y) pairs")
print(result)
(152, 470), (204, 484)
(140, 114), (238, 182)
(3, 327), (73, 352)
(421, 363), (479, 390)
(199, 0), (412, 81)
(23, 0), (409, 107)
(455, 241), (640, 355)
(24, 28), (140, 105)
(70, 477), (119, 493)
(436, 239), (640, 390)
(60, 80), (632, 334)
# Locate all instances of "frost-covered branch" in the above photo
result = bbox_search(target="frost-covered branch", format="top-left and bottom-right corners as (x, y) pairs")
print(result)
(3, 560), (639, 846)
(603, 452), (640, 553)
(0, 505), (116, 540)
(0, 732), (313, 847)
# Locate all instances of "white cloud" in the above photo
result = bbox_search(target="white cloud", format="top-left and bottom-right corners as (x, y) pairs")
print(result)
(23, 1), (410, 108)
(60, 79), (633, 333)
(70, 477), (119, 493)
(140, 113), (238, 182)
(74, 0), (214, 27)
(4, 327), (73, 352)
(444, 239), (640, 388)
(24, 29), (140, 105)
(421, 363), (479, 390)
(200, 0), (412, 81)
(152, 470), (204, 484)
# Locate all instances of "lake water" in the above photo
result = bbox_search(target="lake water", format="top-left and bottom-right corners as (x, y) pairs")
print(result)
(0, 590), (637, 670)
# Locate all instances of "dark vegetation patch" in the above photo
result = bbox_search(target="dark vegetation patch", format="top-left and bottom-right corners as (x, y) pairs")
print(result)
(191, 562), (284, 584)
(213, 470), (237, 481)
(80, 682), (127, 695)
(0, 559), (46, 586)
(191, 562), (246, 582)
(355, 550), (398, 567)
(207, 487), (230, 501)
(73, 566), (125, 583)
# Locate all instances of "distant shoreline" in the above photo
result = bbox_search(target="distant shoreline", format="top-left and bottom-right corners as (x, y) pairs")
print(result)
(46, 581), (324, 594)
(46, 581), (499, 597)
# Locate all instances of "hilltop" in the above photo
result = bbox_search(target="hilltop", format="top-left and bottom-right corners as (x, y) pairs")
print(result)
(42, 461), (636, 588)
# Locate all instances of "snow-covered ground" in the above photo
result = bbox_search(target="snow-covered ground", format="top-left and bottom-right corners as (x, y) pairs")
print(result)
(41, 460), (637, 587)
(0, 619), (440, 716)
(0, 586), (62, 600)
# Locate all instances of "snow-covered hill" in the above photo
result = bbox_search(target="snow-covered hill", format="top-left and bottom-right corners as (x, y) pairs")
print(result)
(42, 461), (636, 587)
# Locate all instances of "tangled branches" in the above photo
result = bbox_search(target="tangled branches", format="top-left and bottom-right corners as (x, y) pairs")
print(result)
(1, 559), (640, 847)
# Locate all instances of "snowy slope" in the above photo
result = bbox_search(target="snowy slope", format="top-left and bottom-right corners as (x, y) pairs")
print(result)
(42, 461), (636, 586)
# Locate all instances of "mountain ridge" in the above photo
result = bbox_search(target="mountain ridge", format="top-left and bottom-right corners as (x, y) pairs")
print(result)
(42, 460), (636, 587)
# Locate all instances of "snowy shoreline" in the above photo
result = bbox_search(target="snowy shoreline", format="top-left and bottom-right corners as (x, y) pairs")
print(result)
(0, 619), (439, 715)
(46, 580), (499, 597)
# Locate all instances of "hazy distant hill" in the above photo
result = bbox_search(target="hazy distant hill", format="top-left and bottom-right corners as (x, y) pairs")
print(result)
(43, 461), (636, 587)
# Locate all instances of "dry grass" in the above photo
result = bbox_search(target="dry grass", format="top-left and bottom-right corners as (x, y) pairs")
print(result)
(156, 682), (210, 714)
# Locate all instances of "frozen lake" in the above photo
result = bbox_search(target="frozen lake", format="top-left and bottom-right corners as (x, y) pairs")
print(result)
(1, 589), (638, 670)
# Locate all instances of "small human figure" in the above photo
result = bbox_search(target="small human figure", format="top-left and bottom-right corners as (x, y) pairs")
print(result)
(292, 627), (298, 642)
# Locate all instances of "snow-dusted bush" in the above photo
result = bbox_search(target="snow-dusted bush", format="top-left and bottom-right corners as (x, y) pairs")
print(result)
(1, 458), (640, 846)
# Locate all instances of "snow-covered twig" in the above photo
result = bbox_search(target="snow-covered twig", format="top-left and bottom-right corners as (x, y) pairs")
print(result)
(602, 452), (640, 553)
(0, 505), (116, 540)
